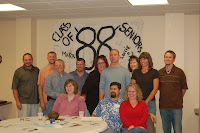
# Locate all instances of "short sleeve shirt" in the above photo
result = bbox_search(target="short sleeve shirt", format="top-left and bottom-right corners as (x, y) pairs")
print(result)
(159, 65), (188, 109)
(132, 69), (159, 100)
(93, 98), (123, 132)
(11, 65), (39, 104)
(37, 64), (56, 103)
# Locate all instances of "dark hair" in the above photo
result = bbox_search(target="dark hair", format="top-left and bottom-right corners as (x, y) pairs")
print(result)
(94, 55), (109, 70)
(23, 53), (33, 60)
(165, 50), (176, 59)
(110, 82), (121, 90)
(138, 52), (153, 70)
(128, 55), (139, 72)
(64, 79), (78, 94)
(77, 58), (85, 64)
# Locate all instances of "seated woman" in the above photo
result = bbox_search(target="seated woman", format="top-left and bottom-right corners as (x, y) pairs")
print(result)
(119, 83), (149, 133)
(52, 79), (85, 116)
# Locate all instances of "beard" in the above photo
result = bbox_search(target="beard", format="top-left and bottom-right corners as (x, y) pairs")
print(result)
(111, 93), (116, 98)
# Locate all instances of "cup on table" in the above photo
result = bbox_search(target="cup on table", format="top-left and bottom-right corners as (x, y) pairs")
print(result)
(79, 111), (84, 117)
(38, 112), (43, 120)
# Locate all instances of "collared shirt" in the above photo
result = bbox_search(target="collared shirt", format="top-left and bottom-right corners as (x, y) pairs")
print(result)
(11, 65), (39, 104)
(38, 64), (56, 103)
(93, 98), (123, 133)
(52, 95), (85, 116)
(159, 65), (188, 109)
(69, 70), (88, 94)
(45, 72), (74, 99)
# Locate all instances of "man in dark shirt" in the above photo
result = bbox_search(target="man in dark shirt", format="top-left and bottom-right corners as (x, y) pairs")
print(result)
(12, 53), (39, 117)
(159, 50), (188, 133)
(69, 58), (88, 94)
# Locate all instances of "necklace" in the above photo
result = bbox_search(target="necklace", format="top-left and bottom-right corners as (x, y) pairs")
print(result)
(166, 70), (171, 74)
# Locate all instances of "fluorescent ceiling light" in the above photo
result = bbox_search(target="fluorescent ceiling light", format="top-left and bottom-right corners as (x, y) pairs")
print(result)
(0, 4), (26, 11)
(128, 0), (169, 5)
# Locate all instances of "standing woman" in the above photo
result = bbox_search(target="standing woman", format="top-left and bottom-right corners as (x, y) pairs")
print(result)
(128, 55), (139, 76)
(80, 55), (109, 115)
(131, 52), (159, 133)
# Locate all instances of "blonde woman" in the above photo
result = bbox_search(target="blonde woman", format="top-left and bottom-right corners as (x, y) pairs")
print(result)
(119, 83), (149, 133)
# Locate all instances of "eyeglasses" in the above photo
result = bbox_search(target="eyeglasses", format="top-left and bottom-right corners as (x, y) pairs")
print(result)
(97, 62), (105, 66)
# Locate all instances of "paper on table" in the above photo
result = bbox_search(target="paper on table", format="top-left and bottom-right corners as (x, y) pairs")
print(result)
(81, 117), (102, 122)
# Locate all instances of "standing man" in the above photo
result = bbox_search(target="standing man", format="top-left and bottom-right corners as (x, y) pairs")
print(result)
(99, 49), (131, 101)
(38, 51), (57, 116)
(69, 58), (88, 94)
(159, 50), (188, 133)
(45, 59), (74, 114)
(92, 82), (123, 133)
(12, 53), (39, 117)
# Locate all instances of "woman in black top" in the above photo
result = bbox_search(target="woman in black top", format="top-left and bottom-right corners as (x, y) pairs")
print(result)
(131, 52), (159, 133)
(80, 55), (109, 115)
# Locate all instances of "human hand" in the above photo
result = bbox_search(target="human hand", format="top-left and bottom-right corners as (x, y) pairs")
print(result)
(16, 101), (22, 110)
(40, 102), (46, 110)
(128, 125), (134, 130)
(59, 93), (66, 97)
(139, 126), (145, 129)
(79, 96), (86, 102)
(149, 113), (157, 123)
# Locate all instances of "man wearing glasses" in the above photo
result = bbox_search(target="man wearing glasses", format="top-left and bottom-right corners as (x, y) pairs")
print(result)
(45, 59), (74, 115)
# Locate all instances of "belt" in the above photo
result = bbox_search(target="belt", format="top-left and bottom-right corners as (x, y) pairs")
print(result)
(47, 96), (56, 101)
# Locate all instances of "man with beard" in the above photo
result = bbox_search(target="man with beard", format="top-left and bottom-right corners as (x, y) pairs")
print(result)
(12, 53), (39, 117)
(38, 51), (57, 116)
(159, 50), (188, 133)
(92, 82), (123, 133)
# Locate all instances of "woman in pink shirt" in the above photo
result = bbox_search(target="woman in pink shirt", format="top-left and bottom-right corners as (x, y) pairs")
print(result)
(119, 83), (149, 133)
(52, 79), (85, 116)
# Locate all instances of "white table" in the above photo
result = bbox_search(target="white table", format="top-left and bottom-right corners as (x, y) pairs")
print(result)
(0, 116), (108, 133)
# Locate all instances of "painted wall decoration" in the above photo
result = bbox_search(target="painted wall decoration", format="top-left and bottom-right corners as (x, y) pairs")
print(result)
(52, 19), (143, 72)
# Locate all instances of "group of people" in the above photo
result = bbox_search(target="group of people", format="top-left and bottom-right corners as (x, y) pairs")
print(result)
(11, 49), (188, 133)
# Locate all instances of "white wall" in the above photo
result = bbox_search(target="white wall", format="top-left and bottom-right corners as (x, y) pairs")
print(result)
(0, 15), (199, 133)
(0, 21), (17, 119)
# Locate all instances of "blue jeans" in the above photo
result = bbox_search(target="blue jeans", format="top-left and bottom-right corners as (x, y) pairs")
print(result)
(122, 127), (149, 133)
(147, 100), (156, 115)
(42, 100), (55, 116)
(160, 109), (182, 133)
(102, 128), (118, 133)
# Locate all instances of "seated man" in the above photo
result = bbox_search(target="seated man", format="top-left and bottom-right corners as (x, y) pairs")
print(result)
(92, 82), (123, 133)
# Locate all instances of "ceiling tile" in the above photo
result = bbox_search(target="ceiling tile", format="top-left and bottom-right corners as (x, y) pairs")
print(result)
(97, 7), (133, 12)
(15, 3), (55, 10)
(48, 1), (92, 8)
(68, 7), (102, 14)
(33, 9), (70, 15)
(0, 0), (199, 20)
(87, 0), (131, 7)
(1, 0), (45, 4)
